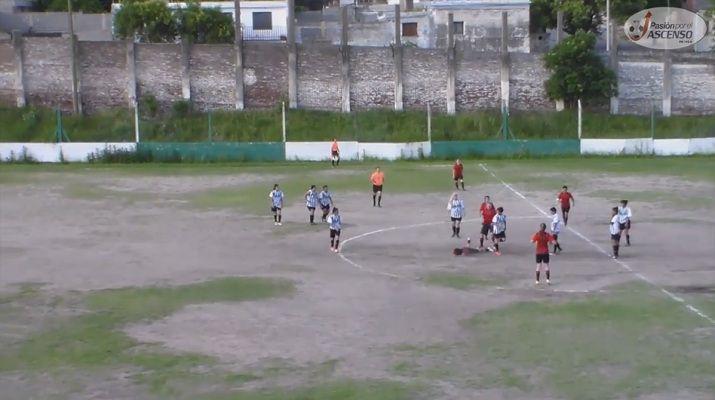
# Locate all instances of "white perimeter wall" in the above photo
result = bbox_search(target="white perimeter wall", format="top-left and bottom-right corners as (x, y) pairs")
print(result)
(285, 141), (431, 161)
(0, 143), (136, 162)
(581, 138), (715, 156)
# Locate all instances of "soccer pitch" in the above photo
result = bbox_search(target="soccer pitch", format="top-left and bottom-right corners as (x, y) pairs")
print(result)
(1, 157), (714, 400)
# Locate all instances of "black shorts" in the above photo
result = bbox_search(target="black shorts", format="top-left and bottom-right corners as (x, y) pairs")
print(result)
(453, 174), (463, 181)
(451, 217), (462, 222)
(611, 233), (621, 241)
(536, 253), (550, 264)
(552, 233), (559, 241)
(330, 229), (341, 238)
(372, 185), (383, 193)
(619, 221), (631, 230)
(320, 204), (331, 211)
(480, 223), (491, 236)
(331, 150), (339, 157)
(271, 206), (281, 212)
(493, 231), (506, 240)
(561, 206), (570, 213)
(307, 206), (315, 211)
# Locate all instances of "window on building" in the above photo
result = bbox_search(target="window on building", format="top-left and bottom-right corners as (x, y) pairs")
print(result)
(453, 21), (464, 35)
(402, 22), (418, 37)
(253, 12), (273, 30)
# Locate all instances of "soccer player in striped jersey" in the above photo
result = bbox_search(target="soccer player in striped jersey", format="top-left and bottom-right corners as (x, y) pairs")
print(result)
(610, 207), (622, 259)
(327, 207), (342, 252)
(618, 200), (633, 246)
(268, 184), (284, 226)
(305, 185), (318, 224)
(490, 207), (507, 256)
(318, 185), (333, 222)
(549, 207), (563, 254)
(447, 192), (465, 238)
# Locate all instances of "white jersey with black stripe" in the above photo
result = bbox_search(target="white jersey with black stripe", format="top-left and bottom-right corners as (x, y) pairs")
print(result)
(617, 206), (632, 224)
(550, 213), (562, 234)
(492, 214), (507, 234)
(327, 214), (342, 231)
(448, 199), (465, 219)
(269, 190), (284, 207)
(318, 190), (332, 207)
(305, 190), (318, 208)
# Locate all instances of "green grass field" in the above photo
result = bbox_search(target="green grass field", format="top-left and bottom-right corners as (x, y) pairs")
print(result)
(1, 106), (713, 142)
(1, 157), (714, 399)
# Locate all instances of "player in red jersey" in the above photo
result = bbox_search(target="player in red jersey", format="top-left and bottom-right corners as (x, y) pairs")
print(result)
(556, 186), (575, 225)
(452, 159), (465, 190)
(531, 223), (556, 285)
(478, 196), (496, 250)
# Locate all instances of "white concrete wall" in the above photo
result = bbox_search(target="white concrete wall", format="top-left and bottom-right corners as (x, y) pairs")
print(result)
(286, 141), (430, 161)
(653, 139), (691, 156)
(0, 143), (136, 162)
(285, 141), (359, 161)
(358, 141), (430, 160)
(581, 138), (715, 156)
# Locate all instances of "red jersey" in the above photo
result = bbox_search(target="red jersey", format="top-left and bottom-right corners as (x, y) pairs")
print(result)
(480, 203), (496, 224)
(531, 231), (554, 254)
(558, 191), (573, 207)
(453, 163), (463, 177)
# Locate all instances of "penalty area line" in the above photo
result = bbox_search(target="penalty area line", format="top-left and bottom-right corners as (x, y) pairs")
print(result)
(478, 163), (715, 325)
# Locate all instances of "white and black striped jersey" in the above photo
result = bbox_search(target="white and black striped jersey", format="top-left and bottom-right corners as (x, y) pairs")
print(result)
(305, 189), (318, 208)
(610, 215), (621, 235)
(318, 190), (332, 207)
(617, 206), (632, 224)
(327, 214), (342, 231)
(492, 213), (507, 234)
(448, 199), (465, 219)
(269, 190), (284, 208)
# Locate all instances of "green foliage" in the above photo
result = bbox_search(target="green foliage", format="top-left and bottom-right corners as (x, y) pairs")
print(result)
(176, 0), (235, 44)
(610, 0), (684, 22)
(139, 93), (159, 118)
(530, 0), (602, 33)
(171, 99), (193, 118)
(114, 0), (178, 43)
(544, 31), (617, 106)
(45, 0), (104, 12)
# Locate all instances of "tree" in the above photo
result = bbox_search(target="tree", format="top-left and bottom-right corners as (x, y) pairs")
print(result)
(114, 0), (177, 43)
(543, 31), (617, 106)
(175, 0), (234, 44)
(530, 0), (602, 34)
(530, 0), (684, 34)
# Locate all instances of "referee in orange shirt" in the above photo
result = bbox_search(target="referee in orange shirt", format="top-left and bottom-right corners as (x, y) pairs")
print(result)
(370, 167), (385, 207)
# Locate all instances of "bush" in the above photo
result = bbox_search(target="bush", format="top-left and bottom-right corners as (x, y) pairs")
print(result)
(114, 0), (178, 43)
(544, 31), (617, 107)
(45, 0), (104, 12)
(176, 0), (235, 44)
(139, 93), (159, 118)
(171, 100), (192, 118)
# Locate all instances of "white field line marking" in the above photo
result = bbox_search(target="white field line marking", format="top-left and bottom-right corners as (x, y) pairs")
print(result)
(478, 163), (715, 325)
(338, 216), (544, 280)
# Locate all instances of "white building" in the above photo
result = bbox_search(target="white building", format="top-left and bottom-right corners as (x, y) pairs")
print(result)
(111, 1), (289, 41)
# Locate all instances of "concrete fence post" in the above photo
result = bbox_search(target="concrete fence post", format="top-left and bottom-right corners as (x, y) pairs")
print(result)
(287, 0), (298, 108)
(234, 0), (245, 110)
(446, 13), (456, 115)
(393, 5), (403, 111)
(662, 50), (672, 117)
(126, 40), (137, 109)
(68, 33), (82, 114)
(609, 20), (619, 114)
(340, 6), (351, 113)
(555, 11), (564, 111)
(499, 12), (510, 110)
(11, 30), (25, 107)
(180, 36), (192, 101)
